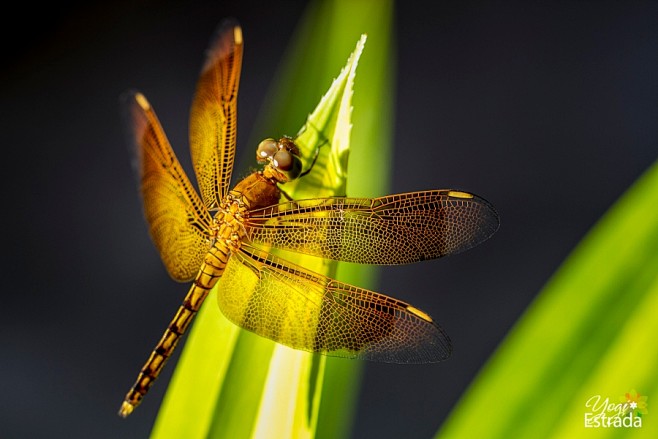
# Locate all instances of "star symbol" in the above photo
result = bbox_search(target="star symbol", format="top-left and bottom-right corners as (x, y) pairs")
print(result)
(630, 401), (638, 409)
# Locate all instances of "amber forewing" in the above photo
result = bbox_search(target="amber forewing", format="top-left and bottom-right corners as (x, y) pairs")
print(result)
(245, 190), (499, 265)
(189, 20), (243, 206)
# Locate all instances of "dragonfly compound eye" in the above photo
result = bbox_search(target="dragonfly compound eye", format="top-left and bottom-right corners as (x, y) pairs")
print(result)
(256, 138), (278, 163)
(273, 149), (302, 180)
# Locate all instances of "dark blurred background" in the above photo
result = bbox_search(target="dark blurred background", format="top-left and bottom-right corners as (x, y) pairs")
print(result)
(1, 1), (656, 438)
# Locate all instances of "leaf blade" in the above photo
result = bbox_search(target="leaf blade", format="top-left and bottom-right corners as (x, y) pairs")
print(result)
(436, 159), (658, 438)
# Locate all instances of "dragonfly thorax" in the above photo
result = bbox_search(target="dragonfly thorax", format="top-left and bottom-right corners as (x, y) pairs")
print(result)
(209, 198), (248, 251)
(228, 172), (280, 212)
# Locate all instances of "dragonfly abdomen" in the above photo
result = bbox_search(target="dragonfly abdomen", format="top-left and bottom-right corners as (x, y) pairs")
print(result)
(118, 243), (231, 417)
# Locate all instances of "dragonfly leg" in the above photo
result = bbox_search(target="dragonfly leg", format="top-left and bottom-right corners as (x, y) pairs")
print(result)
(296, 118), (330, 178)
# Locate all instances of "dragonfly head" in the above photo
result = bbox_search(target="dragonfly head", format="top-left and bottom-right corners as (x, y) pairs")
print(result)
(256, 137), (303, 183)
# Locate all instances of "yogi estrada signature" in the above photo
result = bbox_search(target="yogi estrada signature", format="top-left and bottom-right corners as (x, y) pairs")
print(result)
(584, 390), (648, 429)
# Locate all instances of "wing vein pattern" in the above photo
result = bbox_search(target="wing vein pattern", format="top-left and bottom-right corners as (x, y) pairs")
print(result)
(190, 19), (243, 206)
(245, 190), (499, 265)
(125, 92), (213, 282)
(215, 243), (451, 363)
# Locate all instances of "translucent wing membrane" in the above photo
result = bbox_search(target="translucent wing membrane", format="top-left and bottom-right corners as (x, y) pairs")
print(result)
(124, 92), (213, 281)
(189, 19), (243, 207)
(245, 190), (499, 265)
(216, 244), (451, 363)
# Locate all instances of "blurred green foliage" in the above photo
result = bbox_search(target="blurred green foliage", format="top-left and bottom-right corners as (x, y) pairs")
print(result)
(437, 160), (658, 438)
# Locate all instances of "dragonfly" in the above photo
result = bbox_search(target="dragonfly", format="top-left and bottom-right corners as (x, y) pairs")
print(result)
(118, 19), (499, 417)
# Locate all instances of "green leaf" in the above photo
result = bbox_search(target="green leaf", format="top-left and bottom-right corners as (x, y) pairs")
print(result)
(436, 158), (658, 438)
(247, 1), (395, 436)
(150, 1), (395, 437)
